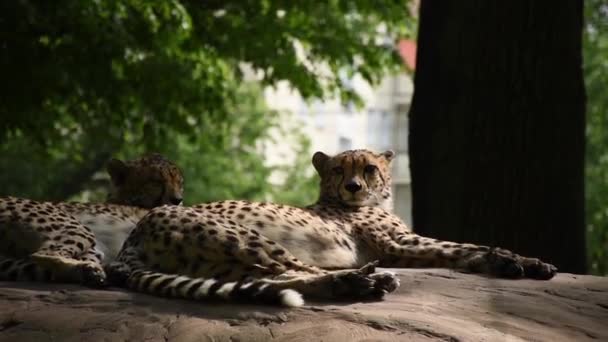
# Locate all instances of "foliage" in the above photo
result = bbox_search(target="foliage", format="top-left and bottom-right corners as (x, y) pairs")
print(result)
(0, 83), (318, 206)
(584, 0), (608, 275)
(265, 118), (321, 207)
(0, 1), (412, 204)
(0, 1), (412, 143)
(163, 84), (320, 206)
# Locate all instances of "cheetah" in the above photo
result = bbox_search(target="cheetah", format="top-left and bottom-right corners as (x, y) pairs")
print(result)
(107, 149), (556, 306)
(0, 153), (183, 287)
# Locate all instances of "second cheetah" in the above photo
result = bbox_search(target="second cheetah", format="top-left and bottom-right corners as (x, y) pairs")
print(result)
(0, 153), (183, 286)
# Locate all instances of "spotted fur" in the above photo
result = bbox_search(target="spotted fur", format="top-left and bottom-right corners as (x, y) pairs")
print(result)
(0, 153), (184, 287)
(106, 153), (183, 208)
(108, 149), (556, 306)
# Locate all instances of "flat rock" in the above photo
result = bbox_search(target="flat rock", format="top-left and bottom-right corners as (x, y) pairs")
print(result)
(0, 269), (606, 342)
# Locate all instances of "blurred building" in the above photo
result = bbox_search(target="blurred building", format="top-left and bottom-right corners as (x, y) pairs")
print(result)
(263, 40), (416, 225)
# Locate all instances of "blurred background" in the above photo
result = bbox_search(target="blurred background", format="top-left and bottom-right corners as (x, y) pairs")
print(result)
(0, 1), (605, 275)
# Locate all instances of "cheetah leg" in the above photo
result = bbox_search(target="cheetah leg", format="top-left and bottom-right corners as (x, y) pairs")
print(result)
(0, 255), (40, 281)
(0, 197), (104, 286)
(26, 251), (106, 287)
(257, 261), (400, 301)
(0, 253), (105, 287)
(373, 232), (557, 280)
(188, 260), (399, 301)
(231, 242), (325, 276)
(209, 228), (325, 275)
(0, 244), (106, 287)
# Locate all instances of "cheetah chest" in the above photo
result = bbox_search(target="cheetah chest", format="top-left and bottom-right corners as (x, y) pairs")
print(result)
(70, 212), (140, 263)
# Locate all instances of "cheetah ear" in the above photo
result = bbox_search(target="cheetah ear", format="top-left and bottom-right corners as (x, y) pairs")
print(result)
(107, 158), (129, 186)
(381, 150), (395, 162)
(312, 151), (330, 174)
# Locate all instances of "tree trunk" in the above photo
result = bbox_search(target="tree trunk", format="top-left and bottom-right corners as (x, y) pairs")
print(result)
(408, 1), (587, 273)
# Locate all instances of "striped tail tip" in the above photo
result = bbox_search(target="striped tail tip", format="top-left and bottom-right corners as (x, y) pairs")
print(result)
(124, 268), (306, 307)
(279, 289), (304, 307)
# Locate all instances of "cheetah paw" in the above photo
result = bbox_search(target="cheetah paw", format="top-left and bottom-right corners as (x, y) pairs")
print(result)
(357, 260), (379, 275)
(484, 249), (525, 278)
(330, 262), (399, 300)
(78, 264), (108, 288)
(484, 249), (557, 280)
(330, 271), (379, 299)
(370, 271), (400, 294)
(519, 257), (558, 280)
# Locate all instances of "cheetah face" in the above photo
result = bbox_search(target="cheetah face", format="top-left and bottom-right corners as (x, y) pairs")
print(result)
(106, 153), (184, 208)
(313, 149), (394, 209)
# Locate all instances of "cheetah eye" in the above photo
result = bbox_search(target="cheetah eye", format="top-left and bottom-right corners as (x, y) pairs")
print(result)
(364, 165), (377, 174)
(332, 166), (344, 175)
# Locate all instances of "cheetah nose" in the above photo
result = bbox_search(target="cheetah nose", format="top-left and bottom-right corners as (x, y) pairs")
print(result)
(344, 181), (362, 193)
(170, 196), (183, 205)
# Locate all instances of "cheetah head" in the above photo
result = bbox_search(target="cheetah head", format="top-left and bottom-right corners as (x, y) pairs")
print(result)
(312, 149), (394, 210)
(106, 153), (184, 208)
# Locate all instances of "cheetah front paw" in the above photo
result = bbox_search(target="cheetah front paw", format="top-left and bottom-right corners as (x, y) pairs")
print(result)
(370, 271), (400, 294)
(479, 249), (557, 280)
(330, 261), (399, 300)
(78, 263), (108, 288)
(518, 257), (558, 280)
(483, 249), (525, 278)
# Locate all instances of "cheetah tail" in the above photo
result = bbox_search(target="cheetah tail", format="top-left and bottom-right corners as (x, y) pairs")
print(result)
(105, 260), (304, 307)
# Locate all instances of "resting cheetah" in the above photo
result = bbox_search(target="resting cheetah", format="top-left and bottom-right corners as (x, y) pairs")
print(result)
(108, 149), (556, 306)
(0, 153), (183, 287)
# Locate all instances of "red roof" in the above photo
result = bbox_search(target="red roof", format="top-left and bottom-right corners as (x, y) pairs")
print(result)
(397, 39), (416, 70)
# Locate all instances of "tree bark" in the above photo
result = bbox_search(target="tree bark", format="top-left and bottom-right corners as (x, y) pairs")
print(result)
(409, 1), (587, 273)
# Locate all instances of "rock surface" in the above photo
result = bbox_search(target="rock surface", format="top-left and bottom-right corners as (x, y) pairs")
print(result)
(0, 269), (606, 342)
